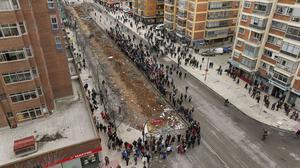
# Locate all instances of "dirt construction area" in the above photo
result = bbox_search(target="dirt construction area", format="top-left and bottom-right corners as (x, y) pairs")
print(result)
(69, 6), (185, 134)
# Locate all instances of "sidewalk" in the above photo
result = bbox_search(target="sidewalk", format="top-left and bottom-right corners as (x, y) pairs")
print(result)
(93, 3), (300, 132)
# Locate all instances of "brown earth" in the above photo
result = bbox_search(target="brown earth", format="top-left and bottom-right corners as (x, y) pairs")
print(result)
(71, 6), (169, 129)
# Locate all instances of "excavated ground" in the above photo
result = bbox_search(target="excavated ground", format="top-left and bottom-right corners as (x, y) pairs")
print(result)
(70, 6), (185, 133)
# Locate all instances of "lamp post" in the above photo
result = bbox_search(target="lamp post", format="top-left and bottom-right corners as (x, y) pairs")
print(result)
(142, 120), (148, 143)
(204, 57), (209, 81)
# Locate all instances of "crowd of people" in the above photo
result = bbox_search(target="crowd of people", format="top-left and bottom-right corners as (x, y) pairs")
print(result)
(79, 2), (205, 167)
(70, 1), (300, 167)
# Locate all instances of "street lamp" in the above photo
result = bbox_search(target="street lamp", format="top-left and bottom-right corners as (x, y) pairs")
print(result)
(142, 120), (149, 143)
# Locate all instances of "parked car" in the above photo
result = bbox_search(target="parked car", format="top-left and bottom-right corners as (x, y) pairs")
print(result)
(155, 24), (164, 30)
(123, 7), (133, 14)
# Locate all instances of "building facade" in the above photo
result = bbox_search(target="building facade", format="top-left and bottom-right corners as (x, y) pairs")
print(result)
(164, 0), (240, 44)
(0, 0), (73, 128)
(133, 0), (164, 24)
(230, 0), (300, 108)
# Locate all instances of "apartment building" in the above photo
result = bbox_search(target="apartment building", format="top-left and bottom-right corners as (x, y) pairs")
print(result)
(164, 0), (240, 45)
(133, 0), (164, 24)
(230, 0), (300, 107)
(0, 0), (73, 128)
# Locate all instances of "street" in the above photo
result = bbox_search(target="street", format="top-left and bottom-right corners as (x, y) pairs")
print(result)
(68, 2), (300, 168)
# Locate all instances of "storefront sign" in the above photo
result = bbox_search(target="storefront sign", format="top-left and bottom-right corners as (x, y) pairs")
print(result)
(46, 147), (102, 167)
(151, 119), (164, 125)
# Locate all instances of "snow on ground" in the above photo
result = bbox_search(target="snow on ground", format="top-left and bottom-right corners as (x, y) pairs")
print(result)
(0, 80), (97, 166)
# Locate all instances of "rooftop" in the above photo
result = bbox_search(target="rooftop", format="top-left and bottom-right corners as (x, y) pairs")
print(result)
(0, 80), (98, 166)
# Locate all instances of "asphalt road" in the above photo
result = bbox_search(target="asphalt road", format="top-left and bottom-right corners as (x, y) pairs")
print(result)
(78, 3), (300, 168)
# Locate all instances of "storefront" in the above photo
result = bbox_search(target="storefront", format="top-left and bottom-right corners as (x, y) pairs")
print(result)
(288, 89), (300, 110)
(47, 147), (102, 168)
(228, 59), (254, 84)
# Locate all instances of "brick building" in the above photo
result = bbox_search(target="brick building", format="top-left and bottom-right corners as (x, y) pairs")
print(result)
(132, 0), (164, 24)
(229, 0), (300, 108)
(0, 0), (73, 128)
(164, 0), (240, 45)
(0, 1), (103, 167)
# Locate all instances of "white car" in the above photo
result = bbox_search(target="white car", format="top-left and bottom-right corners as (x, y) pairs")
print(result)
(155, 24), (164, 30)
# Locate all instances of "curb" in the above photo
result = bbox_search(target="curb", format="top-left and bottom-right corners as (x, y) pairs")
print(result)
(95, 4), (296, 134)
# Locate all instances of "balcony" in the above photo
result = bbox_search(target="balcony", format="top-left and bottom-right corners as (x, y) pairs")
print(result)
(177, 20), (186, 28)
(165, 0), (175, 6)
(207, 13), (238, 20)
(177, 10), (187, 18)
(176, 27), (186, 37)
(285, 34), (300, 42)
(280, 50), (300, 59)
(165, 7), (174, 14)
(249, 24), (266, 30)
(270, 77), (291, 88)
(253, 3), (272, 16)
(205, 31), (228, 39)
(275, 64), (297, 74)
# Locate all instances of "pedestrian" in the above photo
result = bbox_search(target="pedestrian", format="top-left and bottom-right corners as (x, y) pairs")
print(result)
(134, 154), (138, 165)
(271, 102), (276, 110)
(105, 156), (110, 166)
(125, 156), (130, 166)
(256, 94), (261, 103)
(185, 86), (189, 93)
(184, 73), (187, 78)
(188, 95), (192, 102)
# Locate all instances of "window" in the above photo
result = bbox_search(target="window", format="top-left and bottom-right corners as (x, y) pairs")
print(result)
(0, 24), (19, 38)
(267, 36), (283, 46)
(264, 49), (273, 57)
(271, 21), (287, 31)
(273, 72), (288, 83)
(238, 28), (245, 34)
(2, 70), (32, 84)
(252, 32), (262, 41)
(244, 1), (251, 8)
(0, 48), (26, 62)
(286, 26), (300, 41)
(276, 6), (293, 16)
(281, 42), (300, 58)
(236, 40), (243, 46)
(16, 107), (43, 122)
(241, 15), (248, 21)
(10, 90), (38, 103)
(254, 3), (267, 11)
(250, 17), (266, 28)
(25, 47), (32, 57)
(241, 57), (256, 69)
(261, 62), (267, 69)
(31, 68), (38, 77)
(47, 0), (55, 9)
(0, 0), (19, 11)
(55, 36), (62, 49)
(37, 87), (43, 95)
(244, 44), (258, 57)
(50, 16), (58, 30)
(18, 22), (26, 34)
(233, 51), (240, 58)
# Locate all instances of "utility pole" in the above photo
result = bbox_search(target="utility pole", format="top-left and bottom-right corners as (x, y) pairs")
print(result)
(204, 57), (209, 81)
